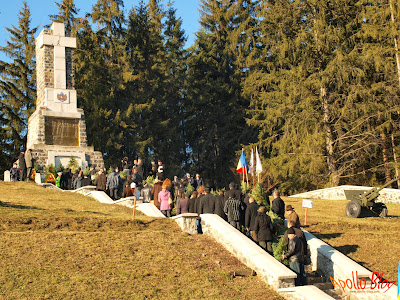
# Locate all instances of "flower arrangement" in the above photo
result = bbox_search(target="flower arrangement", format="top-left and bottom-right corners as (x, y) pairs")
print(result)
(67, 156), (79, 173)
(143, 176), (155, 187)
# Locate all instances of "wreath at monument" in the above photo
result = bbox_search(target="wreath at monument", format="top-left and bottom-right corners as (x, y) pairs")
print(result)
(45, 172), (56, 184)
(67, 156), (79, 173)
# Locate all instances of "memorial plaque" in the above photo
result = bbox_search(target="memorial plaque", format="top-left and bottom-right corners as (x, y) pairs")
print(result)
(45, 118), (79, 146)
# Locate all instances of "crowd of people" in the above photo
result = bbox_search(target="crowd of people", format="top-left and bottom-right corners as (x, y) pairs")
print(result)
(8, 154), (307, 286)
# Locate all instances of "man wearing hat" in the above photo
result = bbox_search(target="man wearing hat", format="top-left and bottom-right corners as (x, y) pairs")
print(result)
(286, 205), (301, 228)
(282, 227), (305, 285)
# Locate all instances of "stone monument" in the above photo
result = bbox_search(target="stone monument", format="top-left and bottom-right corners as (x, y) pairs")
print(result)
(27, 22), (104, 169)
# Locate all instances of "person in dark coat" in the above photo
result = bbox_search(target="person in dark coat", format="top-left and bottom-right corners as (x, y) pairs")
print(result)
(147, 160), (157, 178)
(245, 197), (260, 241)
(214, 190), (227, 221)
(24, 149), (33, 181)
(137, 158), (144, 179)
(18, 151), (26, 181)
(271, 189), (285, 220)
(254, 206), (274, 254)
(188, 191), (198, 213)
(200, 188), (215, 214)
(193, 174), (204, 190)
(284, 221), (308, 261)
(151, 179), (163, 209)
(224, 182), (241, 202)
(195, 186), (205, 214)
(176, 193), (189, 215)
(282, 227), (306, 286)
(94, 169), (107, 191)
(224, 192), (244, 231)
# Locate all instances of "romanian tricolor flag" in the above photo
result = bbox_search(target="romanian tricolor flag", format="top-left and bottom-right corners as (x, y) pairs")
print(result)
(236, 150), (249, 173)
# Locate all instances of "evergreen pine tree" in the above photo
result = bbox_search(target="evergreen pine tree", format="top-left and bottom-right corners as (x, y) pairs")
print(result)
(0, 0), (37, 170)
(49, 0), (80, 36)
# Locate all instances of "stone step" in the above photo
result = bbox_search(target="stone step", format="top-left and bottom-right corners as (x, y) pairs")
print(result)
(313, 282), (334, 290)
(307, 275), (326, 285)
(324, 289), (346, 300)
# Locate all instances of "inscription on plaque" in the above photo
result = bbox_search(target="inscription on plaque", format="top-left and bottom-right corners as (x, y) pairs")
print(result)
(45, 118), (79, 146)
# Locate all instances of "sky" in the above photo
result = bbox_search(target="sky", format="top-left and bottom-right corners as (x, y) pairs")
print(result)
(0, 0), (201, 61)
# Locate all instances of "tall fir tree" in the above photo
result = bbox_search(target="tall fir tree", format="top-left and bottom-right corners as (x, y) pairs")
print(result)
(49, 0), (80, 36)
(75, 0), (128, 165)
(185, 0), (257, 187)
(0, 0), (37, 171)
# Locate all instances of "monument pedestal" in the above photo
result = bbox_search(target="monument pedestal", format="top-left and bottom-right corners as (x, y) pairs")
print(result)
(27, 22), (104, 169)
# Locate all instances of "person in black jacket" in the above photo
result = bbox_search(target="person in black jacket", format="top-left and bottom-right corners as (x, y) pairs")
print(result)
(200, 187), (215, 214)
(214, 190), (227, 221)
(282, 227), (305, 286)
(224, 182), (241, 202)
(188, 191), (198, 213)
(245, 197), (260, 241)
(18, 151), (26, 181)
(254, 206), (274, 254)
(271, 189), (285, 220)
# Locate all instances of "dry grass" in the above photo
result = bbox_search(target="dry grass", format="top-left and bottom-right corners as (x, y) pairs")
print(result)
(0, 182), (281, 299)
(282, 196), (400, 283)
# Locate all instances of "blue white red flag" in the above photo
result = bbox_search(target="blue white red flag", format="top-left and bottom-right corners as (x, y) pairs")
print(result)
(236, 150), (249, 173)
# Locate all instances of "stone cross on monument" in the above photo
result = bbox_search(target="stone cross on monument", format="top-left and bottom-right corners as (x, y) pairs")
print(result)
(27, 22), (104, 170)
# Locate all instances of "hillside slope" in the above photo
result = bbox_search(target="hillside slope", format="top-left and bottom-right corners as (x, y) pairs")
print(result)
(0, 182), (281, 299)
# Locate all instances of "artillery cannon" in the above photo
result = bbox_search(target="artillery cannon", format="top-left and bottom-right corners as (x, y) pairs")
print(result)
(343, 178), (397, 218)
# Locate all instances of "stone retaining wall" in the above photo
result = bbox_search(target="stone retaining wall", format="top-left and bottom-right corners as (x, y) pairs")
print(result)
(291, 185), (400, 204)
(200, 214), (297, 290)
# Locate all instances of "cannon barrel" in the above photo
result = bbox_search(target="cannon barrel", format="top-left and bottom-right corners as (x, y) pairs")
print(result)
(361, 177), (399, 202)
(372, 177), (398, 194)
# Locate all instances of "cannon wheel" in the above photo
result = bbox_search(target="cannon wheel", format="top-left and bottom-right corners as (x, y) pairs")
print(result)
(346, 200), (362, 218)
(372, 203), (388, 218)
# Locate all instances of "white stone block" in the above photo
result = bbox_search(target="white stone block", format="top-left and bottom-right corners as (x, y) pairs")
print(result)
(60, 36), (76, 48)
(4, 170), (10, 182)
(54, 71), (66, 89)
(54, 57), (66, 70)
(88, 191), (114, 204)
(279, 285), (335, 300)
(35, 172), (44, 184)
(54, 46), (65, 58)
(136, 203), (166, 218)
(51, 22), (65, 36)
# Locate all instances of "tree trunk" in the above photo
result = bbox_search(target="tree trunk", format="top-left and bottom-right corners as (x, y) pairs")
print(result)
(321, 85), (339, 186)
(391, 132), (400, 188)
(389, 0), (400, 87)
(381, 132), (392, 186)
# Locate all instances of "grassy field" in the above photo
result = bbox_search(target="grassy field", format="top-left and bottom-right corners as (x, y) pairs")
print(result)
(282, 196), (400, 283)
(0, 182), (281, 300)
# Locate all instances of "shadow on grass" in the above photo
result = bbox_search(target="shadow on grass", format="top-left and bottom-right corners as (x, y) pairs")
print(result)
(81, 210), (111, 216)
(335, 244), (359, 255)
(0, 201), (44, 210)
(312, 232), (343, 239)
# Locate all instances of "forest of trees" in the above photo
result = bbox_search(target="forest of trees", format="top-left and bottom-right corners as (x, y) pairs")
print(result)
(1, 0), (400, 192)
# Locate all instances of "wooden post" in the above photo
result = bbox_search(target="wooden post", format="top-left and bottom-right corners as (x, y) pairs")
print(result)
(304, 207), (308, 226)
(132, 188), (137, 220)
